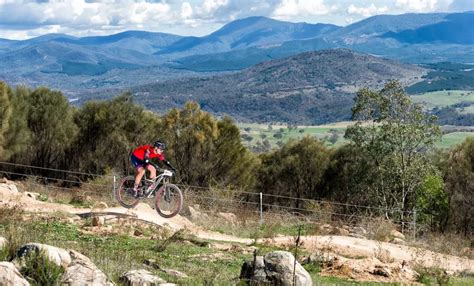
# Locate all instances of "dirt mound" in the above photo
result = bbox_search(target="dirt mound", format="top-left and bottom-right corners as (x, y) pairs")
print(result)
(321, 256), (417, 283)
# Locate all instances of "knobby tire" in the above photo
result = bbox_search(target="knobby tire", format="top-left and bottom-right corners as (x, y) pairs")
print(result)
(155, 184), (183, 218)
(115, 175), (139, 209)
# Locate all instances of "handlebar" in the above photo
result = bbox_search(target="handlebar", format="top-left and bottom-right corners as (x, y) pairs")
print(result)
(147, 161), (175, 177)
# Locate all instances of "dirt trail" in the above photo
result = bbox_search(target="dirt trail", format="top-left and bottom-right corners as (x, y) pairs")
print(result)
(1, 183), (473, 275)
(0, 185), (252, 244)
(260, 235), (473, 273)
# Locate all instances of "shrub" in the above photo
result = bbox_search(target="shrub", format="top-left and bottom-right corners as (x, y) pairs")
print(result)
(20, 248), (65, 285)
(415, 267), (451, 286)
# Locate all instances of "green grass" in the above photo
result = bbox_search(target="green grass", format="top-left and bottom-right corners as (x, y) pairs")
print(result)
(239, 122), (348, 150)
(411, 90), (474, 110)
(0, 209), (413, 285)
(452, 277), (474, 286)
(0, 213), (248, 284)
(238, 123), (473, 150)
(436, 132), (474, 149)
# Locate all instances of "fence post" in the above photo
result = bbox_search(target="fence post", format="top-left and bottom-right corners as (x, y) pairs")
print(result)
(113, 175), (116, 200)
(259, 192), (263, 225)
(412, 208), (417, 241)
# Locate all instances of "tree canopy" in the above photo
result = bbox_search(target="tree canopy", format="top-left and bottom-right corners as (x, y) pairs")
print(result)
(345, 80), (441, 220)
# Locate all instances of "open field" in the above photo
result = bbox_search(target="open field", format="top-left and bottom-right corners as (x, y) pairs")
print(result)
(411, 90), (474, 110)
(238, 123), (474, 150)
(437, 132), (474, 148)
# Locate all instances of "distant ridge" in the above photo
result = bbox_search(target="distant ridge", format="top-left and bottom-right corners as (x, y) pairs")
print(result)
(155, 16), (340, 56)
(111, 49), (426, 124)
(0, 12), (472, 94)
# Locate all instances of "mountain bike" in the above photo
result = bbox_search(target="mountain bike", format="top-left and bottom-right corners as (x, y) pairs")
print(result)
(115, 163), (183, 218)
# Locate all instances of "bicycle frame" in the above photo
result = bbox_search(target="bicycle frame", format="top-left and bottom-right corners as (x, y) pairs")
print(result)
(141, 170), (174, 199)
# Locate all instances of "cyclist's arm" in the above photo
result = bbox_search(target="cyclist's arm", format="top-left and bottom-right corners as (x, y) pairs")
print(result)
(163, 159), (176, 172)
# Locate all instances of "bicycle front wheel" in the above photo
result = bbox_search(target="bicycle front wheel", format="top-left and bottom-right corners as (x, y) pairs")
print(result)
(115, 176), (139, 209)
(155, 184), (183, 218)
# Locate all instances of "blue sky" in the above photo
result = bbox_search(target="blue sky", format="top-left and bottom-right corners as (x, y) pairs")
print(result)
(0, 0), (472, 40)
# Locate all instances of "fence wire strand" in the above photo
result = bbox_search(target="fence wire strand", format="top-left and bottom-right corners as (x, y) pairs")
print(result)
(0, 162), (416, 231)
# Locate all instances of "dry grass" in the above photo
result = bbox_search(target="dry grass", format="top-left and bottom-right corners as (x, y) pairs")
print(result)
(15, 176), (117, 208)
(359, 217), (399, 242)
(412, 232), (473, 259)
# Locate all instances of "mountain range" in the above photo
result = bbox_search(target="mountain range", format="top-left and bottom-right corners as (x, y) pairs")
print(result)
(1, 11), (473, 93)
(79, 49), (426, 124)
(0, 11), (473, 124)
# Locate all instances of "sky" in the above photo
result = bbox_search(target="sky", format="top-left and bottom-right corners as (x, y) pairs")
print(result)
(0, 0), (472, 40)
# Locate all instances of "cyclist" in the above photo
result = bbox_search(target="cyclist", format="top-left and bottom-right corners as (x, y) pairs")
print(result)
(130, 140), (175, 196)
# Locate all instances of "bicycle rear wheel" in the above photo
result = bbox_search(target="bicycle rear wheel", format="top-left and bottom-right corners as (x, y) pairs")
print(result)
(155, 184), (183, 218)
(115, 176), (139, 208)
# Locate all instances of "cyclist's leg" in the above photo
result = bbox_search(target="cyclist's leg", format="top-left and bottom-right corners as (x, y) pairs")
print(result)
(131, 155), (145, 193)
(134, 167), (146, 187)
(147, 164), (157, 180)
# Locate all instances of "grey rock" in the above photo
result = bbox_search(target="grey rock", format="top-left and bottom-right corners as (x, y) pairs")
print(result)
(120, 269), (166, 286)
(61, 250), (113, 286)
(15, 243), (71, 268)
(264, 251), (312, 286)
(0, 262), (30, 286)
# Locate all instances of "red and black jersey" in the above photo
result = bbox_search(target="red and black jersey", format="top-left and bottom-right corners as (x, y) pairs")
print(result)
(131, 145), (165, 161)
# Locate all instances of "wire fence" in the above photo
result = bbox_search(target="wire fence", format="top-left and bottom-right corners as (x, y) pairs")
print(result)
(0, 161), (417, 240)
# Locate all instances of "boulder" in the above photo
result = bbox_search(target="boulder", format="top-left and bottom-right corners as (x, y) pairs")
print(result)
(391, 238), (405, 245)
(160, 268), (188, 279)
(0, 262), (30, 286)
(240, 251), (312, 286)
(15, 243), (71, 268)
(94, 202), (109, 210)
(240, 255), (268, 284)
(61, 250), (113, 286)
(217, 212), (238, 225)
(183, 205), (208, 221)
(0, 183), (19, 195)
(92, 216), (105, 227)
(390, 230), (405, 240)
(119, 269), (166, 285)
(331, 227), (350, 236)
(264, 251), (313, 286)
(25, 192), (41, 200)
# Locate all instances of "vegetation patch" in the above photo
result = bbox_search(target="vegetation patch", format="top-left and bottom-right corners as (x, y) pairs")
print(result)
(19, 248), (65, 285)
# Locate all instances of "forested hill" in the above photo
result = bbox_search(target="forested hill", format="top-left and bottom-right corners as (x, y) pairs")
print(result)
(105, 49), (426, 124)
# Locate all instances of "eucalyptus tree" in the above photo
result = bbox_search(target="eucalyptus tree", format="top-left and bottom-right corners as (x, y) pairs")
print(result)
(257, 136), (331, 208)
(71, 93), (159, 175)
(444, 137), (473, 236)
(0, 81), (12, 158)
(2, 85), (31, 161)
(25, 87), (77, 171)
(160, 101), (258, 190)
(345, 80), (441, 221)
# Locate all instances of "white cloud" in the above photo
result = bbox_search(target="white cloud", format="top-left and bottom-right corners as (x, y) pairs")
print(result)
(0, 0), (179, 39)
(347, 3), (388, 17)
(395, 0), (439, 12)
(201, 0), (229, 14)
(1, 0), (472, 40)
(272, 0), (337, 19)
(448, 0), (474, 11)
(181, 2), (193, 19)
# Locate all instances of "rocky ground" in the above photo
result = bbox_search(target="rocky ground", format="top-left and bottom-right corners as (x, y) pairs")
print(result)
(1, 179), (473, 284)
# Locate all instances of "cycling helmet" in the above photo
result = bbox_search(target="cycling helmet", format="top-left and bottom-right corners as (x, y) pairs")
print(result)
(153, 140), (166, 150)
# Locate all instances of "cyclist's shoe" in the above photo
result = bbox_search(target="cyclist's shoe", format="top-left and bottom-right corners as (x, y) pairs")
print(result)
(133, 187), (143, 198)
